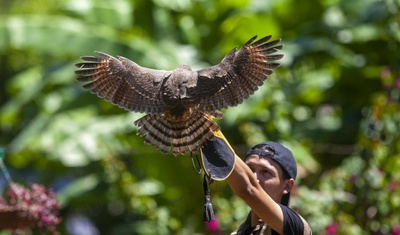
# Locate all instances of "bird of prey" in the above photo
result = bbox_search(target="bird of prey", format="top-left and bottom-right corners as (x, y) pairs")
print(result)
(75, 35), (283, 155)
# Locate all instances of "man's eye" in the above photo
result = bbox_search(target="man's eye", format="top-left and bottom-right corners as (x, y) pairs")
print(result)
(263, 170), (271, 175)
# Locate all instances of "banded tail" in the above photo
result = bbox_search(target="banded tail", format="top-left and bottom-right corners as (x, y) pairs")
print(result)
(134, 111), (220, 155)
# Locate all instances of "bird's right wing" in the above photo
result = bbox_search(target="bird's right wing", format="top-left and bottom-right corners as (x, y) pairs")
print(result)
(75, 52), (172, 114)
(196, 35), (283, 112)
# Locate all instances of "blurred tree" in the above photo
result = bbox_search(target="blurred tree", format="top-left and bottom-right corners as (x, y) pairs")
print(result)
(0, 0), (399, 234)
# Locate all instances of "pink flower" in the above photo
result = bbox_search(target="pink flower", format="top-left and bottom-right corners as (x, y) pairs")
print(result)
(389, 181), (400, 191)
(392, 224), (400, 235)
(205, 217), (220, 234)
(0, 183), (61, 232)
(326, 222), (338, 235)
(396, 79), (400, 89)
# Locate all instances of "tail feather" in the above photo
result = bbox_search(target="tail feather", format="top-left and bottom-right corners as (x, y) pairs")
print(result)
(134, 111), (220, 155)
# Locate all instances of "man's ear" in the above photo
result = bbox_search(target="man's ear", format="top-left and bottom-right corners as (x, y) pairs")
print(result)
(283, 178), (295, 195)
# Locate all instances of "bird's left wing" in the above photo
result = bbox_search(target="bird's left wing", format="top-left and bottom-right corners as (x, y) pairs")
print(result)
(75, 51), (172, 114)
(196, 35), (283, 112)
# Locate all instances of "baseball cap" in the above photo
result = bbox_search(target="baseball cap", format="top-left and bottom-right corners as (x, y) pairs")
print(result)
(244, 141), (297, 206)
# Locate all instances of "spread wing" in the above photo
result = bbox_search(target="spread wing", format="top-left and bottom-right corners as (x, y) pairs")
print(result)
(75, 51), (172, 114)
(196, 35), (284, 111)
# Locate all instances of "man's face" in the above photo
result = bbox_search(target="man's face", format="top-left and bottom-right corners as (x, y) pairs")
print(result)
(245, 154), (291, 203)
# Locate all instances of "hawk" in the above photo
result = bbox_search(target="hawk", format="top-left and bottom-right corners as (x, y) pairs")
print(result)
(75, 35), (283, 155)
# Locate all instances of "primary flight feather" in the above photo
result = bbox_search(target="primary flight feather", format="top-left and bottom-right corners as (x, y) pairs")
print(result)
(75, 35), (283, 155)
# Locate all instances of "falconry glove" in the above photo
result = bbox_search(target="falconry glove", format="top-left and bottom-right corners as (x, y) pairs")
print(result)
(200, 130), (236, 222)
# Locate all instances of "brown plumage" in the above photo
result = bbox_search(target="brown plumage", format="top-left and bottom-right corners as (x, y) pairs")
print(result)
(75, 35), (283, 155)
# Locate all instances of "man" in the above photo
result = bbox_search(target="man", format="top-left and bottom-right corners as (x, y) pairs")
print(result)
(201, 134), (312, 235)
(227, 142), (312, 235)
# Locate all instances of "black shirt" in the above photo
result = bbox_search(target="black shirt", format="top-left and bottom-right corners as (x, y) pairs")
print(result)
(231, 204), (311, 235)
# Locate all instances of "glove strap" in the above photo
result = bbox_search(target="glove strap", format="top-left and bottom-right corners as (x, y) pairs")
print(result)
(202, 174), (214, 222)
(191, 151), (202, 175)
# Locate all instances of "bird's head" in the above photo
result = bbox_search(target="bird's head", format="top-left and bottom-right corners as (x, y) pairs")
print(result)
(162, 65), (197, 102)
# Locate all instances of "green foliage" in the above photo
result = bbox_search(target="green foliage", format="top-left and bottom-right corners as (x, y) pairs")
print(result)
(0, 0), (399, 234)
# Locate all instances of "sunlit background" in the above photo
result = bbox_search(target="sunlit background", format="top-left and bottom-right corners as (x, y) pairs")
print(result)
(0, 0), (399, 234)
